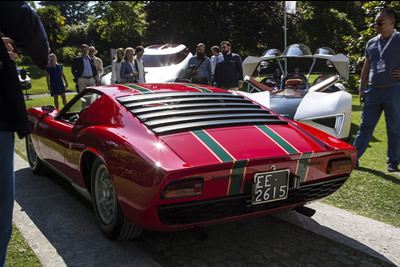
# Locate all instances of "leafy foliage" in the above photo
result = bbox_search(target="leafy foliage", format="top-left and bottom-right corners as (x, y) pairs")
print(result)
(54, 46), (80, 65)
(344, 1), (400, 79)
(39, 1), (91, 25)
(289, 2), (357, 54)
(89, 1), (147, 49)
(35, 6), (67, 51)
(145, 1), (284, 56)
(63, 24), (88, 47)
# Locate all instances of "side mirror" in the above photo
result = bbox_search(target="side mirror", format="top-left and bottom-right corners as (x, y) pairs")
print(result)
(20, 68), (27, 80)
(42, 105), (55, 113)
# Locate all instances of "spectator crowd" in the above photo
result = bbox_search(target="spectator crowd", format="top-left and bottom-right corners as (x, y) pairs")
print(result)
(65, 41), (245, 95)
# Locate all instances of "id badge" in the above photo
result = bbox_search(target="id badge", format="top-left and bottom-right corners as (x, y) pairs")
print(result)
(377, 60), (386, 73)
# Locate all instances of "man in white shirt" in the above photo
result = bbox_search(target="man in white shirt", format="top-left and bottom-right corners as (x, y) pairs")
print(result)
(210, 45), (222, 77)
(89, 46), (103, 85)
(135, 46), (146, 83)
(71, 44), (98, 92)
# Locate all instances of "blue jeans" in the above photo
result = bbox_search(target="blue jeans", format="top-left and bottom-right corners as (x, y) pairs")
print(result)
(353, 85), (400, 164)
(0, 132), (15, 267)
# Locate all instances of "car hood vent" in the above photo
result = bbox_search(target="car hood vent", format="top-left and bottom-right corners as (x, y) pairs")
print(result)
(117, 92), (287, 135)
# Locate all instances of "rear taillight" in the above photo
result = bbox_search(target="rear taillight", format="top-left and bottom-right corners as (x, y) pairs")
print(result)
(161, 177), (203, 199)
(327, 158), (353, 174)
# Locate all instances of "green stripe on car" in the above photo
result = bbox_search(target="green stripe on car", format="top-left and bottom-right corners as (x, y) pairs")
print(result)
(183, 83), (212, 92)
(256, 125), (298, 154)
(230, 160), (247, 195)
(297, 152), (313, 183)
(123, 84), (153, 94)
(193, 130), (233, 162)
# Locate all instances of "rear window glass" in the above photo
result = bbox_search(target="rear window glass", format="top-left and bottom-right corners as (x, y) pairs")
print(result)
(143, 49), (189, 67)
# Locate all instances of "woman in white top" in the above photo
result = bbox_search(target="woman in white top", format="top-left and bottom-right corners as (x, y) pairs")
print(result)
(111, 48), (124, 84)
(135, 46), (146, 83)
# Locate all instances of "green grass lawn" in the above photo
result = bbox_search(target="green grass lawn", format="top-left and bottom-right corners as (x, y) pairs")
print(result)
(323, 95), (400, 227)
(6, 226), (42, 267)
(7, 93), (400, 266)
(22, 64), (75, 95)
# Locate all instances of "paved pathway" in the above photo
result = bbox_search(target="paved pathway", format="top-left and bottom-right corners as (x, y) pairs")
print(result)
(26, 91), (77, 100)
(13, 153), (399, 266)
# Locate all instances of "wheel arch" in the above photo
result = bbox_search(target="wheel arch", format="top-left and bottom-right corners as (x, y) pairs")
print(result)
(80, 148), (104, 194)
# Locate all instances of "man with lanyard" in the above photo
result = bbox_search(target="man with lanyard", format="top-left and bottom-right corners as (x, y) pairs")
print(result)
(72, 44), (98, 92)
(186, 43), (212, 85)
(353, 8), (400, 172)
(213, 41), (243, 91)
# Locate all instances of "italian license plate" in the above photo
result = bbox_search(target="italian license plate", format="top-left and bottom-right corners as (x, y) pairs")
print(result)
(252, 169), (290, 205)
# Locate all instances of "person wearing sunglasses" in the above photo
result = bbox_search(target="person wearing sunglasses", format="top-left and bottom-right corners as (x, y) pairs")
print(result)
(353, 7), (400, 172)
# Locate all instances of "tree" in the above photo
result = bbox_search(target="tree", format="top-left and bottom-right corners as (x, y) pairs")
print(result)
(345, 1), (400, 74)
(63, 24), (88, 47)
(342, 1), (400, 91)
(90, 1), (147, 48)
(287, 2), (358, 55)
(144, 1), (283, 57)
(40, 1), (91, 25)
(36, 6), (67, 51)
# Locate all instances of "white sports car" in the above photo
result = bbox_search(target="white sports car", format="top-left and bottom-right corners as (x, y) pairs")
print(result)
(241, 44), (351, 140)
(101, 44), (193, 85)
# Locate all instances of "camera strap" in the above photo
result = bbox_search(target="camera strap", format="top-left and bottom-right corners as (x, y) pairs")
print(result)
(195, 58), (205, 71)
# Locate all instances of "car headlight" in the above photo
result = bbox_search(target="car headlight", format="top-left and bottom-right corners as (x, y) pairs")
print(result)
(161, 177), (203, 199)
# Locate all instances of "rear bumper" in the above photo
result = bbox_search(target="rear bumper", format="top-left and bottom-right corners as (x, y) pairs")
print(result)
(158, 175), (348, 225)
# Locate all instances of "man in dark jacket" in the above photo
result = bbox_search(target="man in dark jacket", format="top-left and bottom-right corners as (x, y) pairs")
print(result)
(0, 2), (49, 266)
(71, 44), (98, 92)
(213, 41), (244, 91)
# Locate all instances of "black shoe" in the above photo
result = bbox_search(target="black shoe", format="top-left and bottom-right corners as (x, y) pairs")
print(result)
(387, 162), (399, 172)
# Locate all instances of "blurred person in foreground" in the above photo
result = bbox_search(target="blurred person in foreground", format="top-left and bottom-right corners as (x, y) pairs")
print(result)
(0, 2), (49, 266)
(353, 8), (400, 172)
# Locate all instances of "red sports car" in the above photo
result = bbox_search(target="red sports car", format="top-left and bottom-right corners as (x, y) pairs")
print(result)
(26, 83), (356, 240)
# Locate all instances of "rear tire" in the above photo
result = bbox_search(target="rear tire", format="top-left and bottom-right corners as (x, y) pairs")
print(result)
(25, 134), (47, 175)
(91, 158), (143, 240)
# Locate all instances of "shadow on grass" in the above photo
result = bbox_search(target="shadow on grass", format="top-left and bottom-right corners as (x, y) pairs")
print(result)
(347, 123), (381, 145)
(356, 166), (400, 185)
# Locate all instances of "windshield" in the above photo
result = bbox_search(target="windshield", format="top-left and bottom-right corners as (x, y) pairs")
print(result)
(143, 50), (190, 67)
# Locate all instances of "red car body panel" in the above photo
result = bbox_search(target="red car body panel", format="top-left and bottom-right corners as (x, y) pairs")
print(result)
(27, 83), (356, 232)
